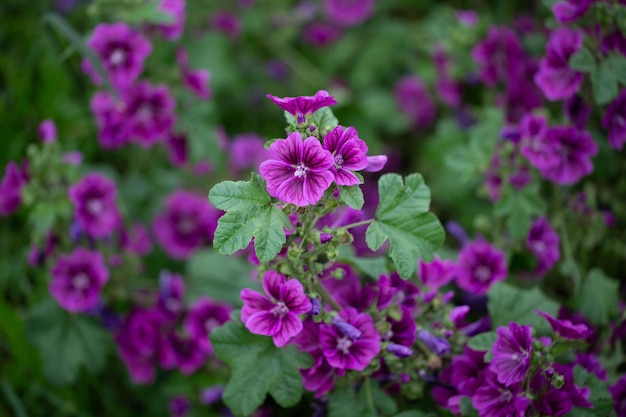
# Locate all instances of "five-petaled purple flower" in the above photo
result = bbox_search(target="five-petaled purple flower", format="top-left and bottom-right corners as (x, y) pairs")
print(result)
(322, 125), (368, 186)
(50, 248), (109, 312)
(526, 216), (560, 277)
(241, 271), (312, 347)
(266, 90), (337, 120)
(537, 127), (597, 185)
(394, 75), (436, 128)
(260, 131), (335, 206)
(535, 28), (583, 101)
(536, 310), (594, 340)
(82, 22), (152, 90)
(184, 297), (231, 354)
(455, 240), (507, 295)
(69, 173), (121, 239)
(552, 0), (593, 24)
(319, 307), (380, 371)
(154, 0), (186, 40)
(491, 322), (533, 386)
(0, 161), (27, 216)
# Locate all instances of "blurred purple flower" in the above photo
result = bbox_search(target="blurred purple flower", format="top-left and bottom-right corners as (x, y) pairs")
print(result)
(177, 48), (211, 100)
(303, 23), (341, 47)
(184, 297), (231, 354)
(602, 89), (626, 151)
(417, 329), (450, 356)
(552, 0), (592, 24)
(535, 28), (583, 101)
(69, 173), (120, 239)
(536, 310), (594, 340)
(472, 370), (531, 417)
(229, 133), (270, 173)
(50, 248), (109, 312)
(116, 308), (163, 384)
(323, 0), (375, 27)
(526, 216), (560, 276)
(210, 11), (241, 38)
(609, 375), (626, 417)
(124, 81), (176, 148)
(0, 162), (27, 216)
(455, 240), (507, 295)
(538, 127), (597, 185)
(169, 396), (190, 417)
(39, 119), (57, 143)
(156, 0), (186, 40)
(394, 75), (436, 128)
(153, 190), (220, 259)
(418, 256), (456, 289)
(472, 27), (525, 86)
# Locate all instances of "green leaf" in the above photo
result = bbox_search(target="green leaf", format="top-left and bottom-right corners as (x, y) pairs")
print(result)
(339, 185), (364, 210)
(186, 249), (257, 307)
(253, 206), (292, 262)
(569, 46), (597, 73)
(209, 174), (271, 211)
(210, 321), (312, 417)
(459, 397), (479, 417)
(366, 173), (445, 279)
(468, 331), (497, 352)
(209, 174), (290, 261)
(24, 301), (110, 386)
(113, 1), (175, 24)
(393, 412), (435, 417)
(572, 268), (619, 326)
(328, 386), (376, 417)
(487, 283), (560, 335)
(494, 184), (546, 239)
(592, 61), (619, 105)
(310, 107), (339, 136)
(573, 366), (616, 417)
(371, 382), (398, 415)
(604, 53), (626, 86)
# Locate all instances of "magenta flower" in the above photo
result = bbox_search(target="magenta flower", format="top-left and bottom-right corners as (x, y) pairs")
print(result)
(120, 223), (153, 256)
(448, 347), (488, 397)
(418, 256), (456, 289)
(266, 90), (337, 118)
(160, 333), (209, 374)
(472, 27), (525, 86)
(520, 114), (560, 171)
(259, 131), (334, 206)
(176, 48), (211, 100)
(183, 297), (231, 354)
(602, 89), (626, 151)
(491, 322), (532, 386)
(155, 0), (185, 40)
(538, 127), (597, 185)
(228, 133), (270, 173)
(526, 217), (560, 277)
(69, 173), (120, 239)
(303, 23), (341, 47)
(534, 387), (574, 417)
(241, 271), (312, 347)
(168, 396), (190, 417)
(50, 248), (109, 312)
(455, 240), (507, 295)
(157, 271), (185, 321)
(90, 91), (131, 149)
(82, 22), (152, 90)
(552, 0), (593, 24)
(322, 126), (368, 186)
(394, 75), (436, 128)
(210, 11), (241, 38)
(417, 330), (451, 356)
(124, 81), (176, 148)
(0, 162), (27, 216)
(536, 310), (594, 340)
(473, 371), (531, 417)
(319, 307), (381, 371)
(535, 28), (583, 101)
(323, 0), (375, 27)
(153, 190), (220, 259)
(39, 119), (57, 143)
(609, 376), (626, 417)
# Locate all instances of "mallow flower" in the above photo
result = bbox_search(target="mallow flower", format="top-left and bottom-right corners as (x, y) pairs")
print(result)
(602, 89), (626, 151)
(538, 127), (597, 185)
(241, 271), (312, 347)
(322, 125), (368, 186)
(323, 0), (375, 27)
(491, 322), (533, 386)
(535, 28), (583, 101)
(68, 173), (120, 239)
(266, 90), (337, 120)
(260, 131), (335, 206)
(455, 240), (507, 295)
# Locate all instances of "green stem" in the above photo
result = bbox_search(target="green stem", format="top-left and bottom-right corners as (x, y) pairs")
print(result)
(313, 277), (342, 311)
(364, 377), (375, 413)
(341, 219), (375, 230)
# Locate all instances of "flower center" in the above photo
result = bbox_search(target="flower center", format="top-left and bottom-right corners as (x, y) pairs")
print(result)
(336, 336), (353, 354)
(294, 164), (308, 178)
(109, 49), (126, 66)
(86, 198), (103, 215)
(532, 241), (546, 253)
(137, 104), (154, 123)
(271, 301), (289, 316)
(474, 266), (492, 282)
(498, 390), (513, 403)
(165, 297), (180, 312)
(177, 217), (196, 234)
(72, 272), (90, 290)
(334, 154), (344, 167)
(204, 318), (220, 333)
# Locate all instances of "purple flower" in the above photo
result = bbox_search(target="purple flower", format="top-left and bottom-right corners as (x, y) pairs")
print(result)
(534, 387), (574, 417)
(210, 11), (241, 38)
(164, 133), (188, 167)
(319, 307), (380, 370)
(322, 126), (368, 186)
(259, 131), (334, 206)
(323, 0), (375, 27)
(536, 310), (594, 340)
(120, 223), (153, 256)
(169, 396), (190, 417)
(176, 48), (210, 100)
(90, 91), (131, 149)
(200, 385), (224, 405)
(183, 297), (231, 354)
(364, 155), (388, 172)
(69, 173), (120, 238)
(472, 27), (525, 86)
(526, 217), (560, 276)
(157, 271), (185, 321)
(602, 89), (626, 151)
(241, 271), (312, 347)
(418, 256), (456, 289)
(456, 9), (478, 27)
(472, 371), (531, 417)
(155, 0), (185, 40)
(417, 330), (450, 356)
(602, 31), (626, 57)
(491, 322), (532, 386)
(519, 114), (560, 171)
(0, 162), (27, 216)
(385, 308), (416, 347)
(535, 28), (583, 101)
(552, 0), (593, 24)
(303, 23), (341, 47)
(538, 127), (597, 185)
(161, 332), (209, 374)
(50, 248), (109, 312)
(394, 75), (436, 128)
(153, 190), (219, 259)
(39, 119), (57, 143)
(449, 347), (488, 396)
(455, 240), (507, 295)
(123, 81), (176, 148)
(28, 232), (58, 267)
(82, 23), (152, 90)
(266, 90), (337, 118)
(575, 353), (606, 380)
(610, 376), (626, 417)
(387, 343), (412, 357)
(228, 133), (270, 173)
(321, 264), (376, 310)
(565, 95), (591, 130)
